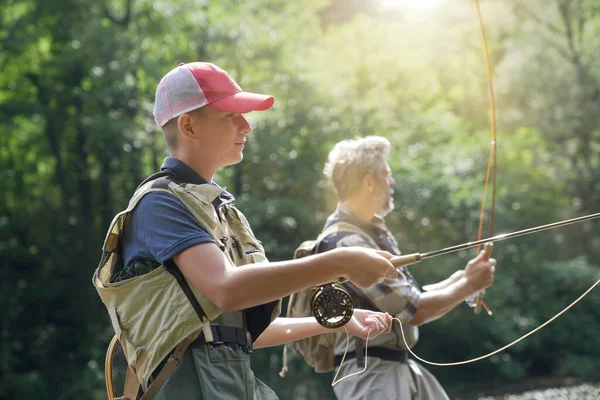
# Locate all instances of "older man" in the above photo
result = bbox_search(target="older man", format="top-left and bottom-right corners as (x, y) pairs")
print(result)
(316, 136), (496, 400)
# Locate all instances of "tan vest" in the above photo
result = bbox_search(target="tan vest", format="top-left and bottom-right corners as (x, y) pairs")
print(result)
(93, 177), (281, 390)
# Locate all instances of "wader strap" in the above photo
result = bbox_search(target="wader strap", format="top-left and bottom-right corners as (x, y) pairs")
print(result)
(354, 337), (365, 368)
(334, 347), (408, 367)
(139, 330), (202, 400)
(197, 324), (252, 348)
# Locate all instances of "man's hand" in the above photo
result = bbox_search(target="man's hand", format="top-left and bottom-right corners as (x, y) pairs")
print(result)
(463, 249), (496, 294)
(328, 247), (398, 288)
(338, 309), (393, 340)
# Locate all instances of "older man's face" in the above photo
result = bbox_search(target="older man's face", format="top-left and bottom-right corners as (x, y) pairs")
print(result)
(374, 163), (395, 217)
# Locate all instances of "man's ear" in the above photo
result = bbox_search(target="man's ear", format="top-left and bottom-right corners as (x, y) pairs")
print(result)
(363, 174), (375, 193)
(177, 114), (195, 139)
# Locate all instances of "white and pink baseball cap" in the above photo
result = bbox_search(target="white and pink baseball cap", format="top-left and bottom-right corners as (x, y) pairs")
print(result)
(153, 62), (275, 127)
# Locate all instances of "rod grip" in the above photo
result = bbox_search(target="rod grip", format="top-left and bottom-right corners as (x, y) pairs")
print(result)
(390, 253), (422, 268)
(481, 242), (493, 260)
(475, 242), (493, 314)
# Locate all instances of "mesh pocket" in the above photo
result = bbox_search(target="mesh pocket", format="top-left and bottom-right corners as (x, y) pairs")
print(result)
(109, 340), (129, 398)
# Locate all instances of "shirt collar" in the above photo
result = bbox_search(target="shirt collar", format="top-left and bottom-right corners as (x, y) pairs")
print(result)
(327, 204), (401, 256)
(160, 157), (209, 185)
(326, 204), (385, 236)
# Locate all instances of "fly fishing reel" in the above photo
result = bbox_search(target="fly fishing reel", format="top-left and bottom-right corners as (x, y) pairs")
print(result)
(311, 282), (354, 328)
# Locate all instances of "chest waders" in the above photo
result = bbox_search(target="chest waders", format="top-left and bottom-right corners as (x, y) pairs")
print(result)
(94, 173), (281, 399)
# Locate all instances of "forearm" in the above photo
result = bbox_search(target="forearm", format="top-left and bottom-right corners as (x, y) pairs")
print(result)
(177, 243), (396, 311)
(253, 317), (332, 349)
(412, 251), (496, 325)
(410, 277), (474, 326)
(177, 246), (346, 311)
(221, 254), (350, 310)
(421, 270), (464, 292)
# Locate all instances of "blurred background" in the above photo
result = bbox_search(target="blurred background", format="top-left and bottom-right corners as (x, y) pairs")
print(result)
(1, 0), (600, 398)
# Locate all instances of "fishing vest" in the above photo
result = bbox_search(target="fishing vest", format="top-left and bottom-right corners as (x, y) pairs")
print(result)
(93, 175), (282, 390)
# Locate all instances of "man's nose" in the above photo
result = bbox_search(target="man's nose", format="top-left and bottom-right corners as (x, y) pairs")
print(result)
(238, 115), (252, 135)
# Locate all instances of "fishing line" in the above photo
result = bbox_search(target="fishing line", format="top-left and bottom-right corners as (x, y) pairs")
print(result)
(332, 275), (600, 384)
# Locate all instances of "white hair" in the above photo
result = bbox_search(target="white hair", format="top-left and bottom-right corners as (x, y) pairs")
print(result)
(323, 136), (391, 200)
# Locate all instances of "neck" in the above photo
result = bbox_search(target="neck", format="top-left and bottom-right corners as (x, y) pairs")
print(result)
(339, 197), (375, 222)
(171, 150), (216, 182)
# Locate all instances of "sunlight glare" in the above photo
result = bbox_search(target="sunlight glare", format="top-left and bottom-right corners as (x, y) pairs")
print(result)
(379, 0), (446, 13)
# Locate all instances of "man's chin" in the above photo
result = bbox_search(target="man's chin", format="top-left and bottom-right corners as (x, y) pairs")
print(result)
(223, 154), (244, 167)
(379, 202), (395, 218)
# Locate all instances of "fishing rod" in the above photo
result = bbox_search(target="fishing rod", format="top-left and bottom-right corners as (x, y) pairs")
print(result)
(391, 212), (600, 268)
(311, 212), (600, 329)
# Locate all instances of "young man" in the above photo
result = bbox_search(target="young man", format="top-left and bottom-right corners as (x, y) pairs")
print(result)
(93, 63), (396, 399)
(317, 136), (497, 400)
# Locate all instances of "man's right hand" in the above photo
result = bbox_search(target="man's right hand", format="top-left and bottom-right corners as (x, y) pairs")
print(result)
(327, 247), (398, 288)
(463, 249), (496, 294)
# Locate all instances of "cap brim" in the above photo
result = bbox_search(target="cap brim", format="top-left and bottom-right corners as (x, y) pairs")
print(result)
(208, 91), (274, 114)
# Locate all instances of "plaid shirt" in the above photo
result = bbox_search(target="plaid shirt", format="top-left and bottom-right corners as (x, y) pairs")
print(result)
(318, 206), (421, 351)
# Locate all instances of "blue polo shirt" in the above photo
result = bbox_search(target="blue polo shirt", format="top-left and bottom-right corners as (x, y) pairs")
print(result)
(121, 157), (223, 267)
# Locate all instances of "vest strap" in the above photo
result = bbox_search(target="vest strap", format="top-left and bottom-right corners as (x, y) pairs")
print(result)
(164, 259), (207, 323)
(317, 221), (379, 250)
(136, 170), (183, 190)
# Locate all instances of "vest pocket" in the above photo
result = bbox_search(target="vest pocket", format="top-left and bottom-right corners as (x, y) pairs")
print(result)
(224, 206), (268, 265)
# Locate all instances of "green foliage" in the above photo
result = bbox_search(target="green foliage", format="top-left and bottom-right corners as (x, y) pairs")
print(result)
(1, 0), (600, 398)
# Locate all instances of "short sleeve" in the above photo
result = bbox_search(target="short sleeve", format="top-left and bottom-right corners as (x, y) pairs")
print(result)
(122, 192), (215, 266)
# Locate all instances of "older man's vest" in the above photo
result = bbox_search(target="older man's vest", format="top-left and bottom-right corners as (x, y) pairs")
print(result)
(93, 174), (281, 390)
